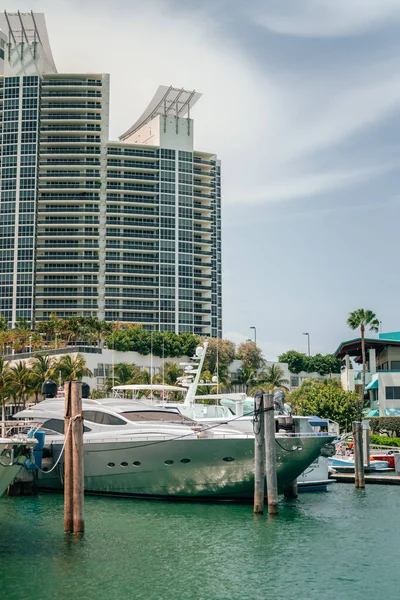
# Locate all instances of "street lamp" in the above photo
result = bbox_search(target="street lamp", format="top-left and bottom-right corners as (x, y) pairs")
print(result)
(303, 332), (310, 357)
(250, 326), (257, 345)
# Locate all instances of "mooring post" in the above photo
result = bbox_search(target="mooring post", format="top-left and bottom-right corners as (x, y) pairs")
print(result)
(253, 391), (265, 515)
(283, 479), (298, 500)
(362, 420), (370, 468)
(64, 381), (73, 533)
(264, 393), (278, 515)
(352, 421), (365, 488)
(71, 381), (84, 534)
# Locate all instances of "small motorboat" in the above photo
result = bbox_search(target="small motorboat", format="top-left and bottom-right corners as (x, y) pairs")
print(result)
(329, 456), (389, 471)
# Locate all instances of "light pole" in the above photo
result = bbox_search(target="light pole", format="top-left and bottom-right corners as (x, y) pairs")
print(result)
(250, 326), (257, 346)
(303, 332), (310, 357)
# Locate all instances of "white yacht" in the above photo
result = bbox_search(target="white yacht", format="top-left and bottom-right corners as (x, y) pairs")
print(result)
(0, 434), (37, 496)
(15, 397), (334, 500)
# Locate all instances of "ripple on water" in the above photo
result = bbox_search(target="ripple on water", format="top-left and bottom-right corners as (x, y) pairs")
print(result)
(0, 485), (398, 600)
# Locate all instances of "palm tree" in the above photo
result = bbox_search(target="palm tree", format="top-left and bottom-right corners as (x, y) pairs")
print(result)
(65, 317), (87, 346)
(0, 357), (11, 434)
(105, 362), (141, 392)
(13, 317), (32, 353)
(30, 355), (57, 402)
(8, 362), (35, 408)
(233, 364), (258, 394)
(0, 315), (8, 332)
(347, 308), (380, 415)
(259, 364), (289, 393)
(160, 361), (183, 386)
(56, 354), (93, 381)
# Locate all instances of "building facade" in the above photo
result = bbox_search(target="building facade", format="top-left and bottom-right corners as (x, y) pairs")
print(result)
(0, 12), (222, 337)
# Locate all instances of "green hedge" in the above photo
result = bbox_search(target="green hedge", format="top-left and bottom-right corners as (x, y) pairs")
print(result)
(368, 417), (400, 437)
(370, 434), (400, 447)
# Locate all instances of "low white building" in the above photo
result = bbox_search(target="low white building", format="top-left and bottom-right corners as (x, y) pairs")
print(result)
(335, 332), (400, 416)
(228, 359), (339, 392)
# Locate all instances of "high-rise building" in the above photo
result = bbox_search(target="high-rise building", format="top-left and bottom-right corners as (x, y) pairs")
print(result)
(0, 12), (222, 337)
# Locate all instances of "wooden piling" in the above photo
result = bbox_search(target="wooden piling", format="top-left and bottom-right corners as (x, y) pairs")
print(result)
(283, 479), (298, 500)
(264, 393), (278, 515)
(253, 392), (265, 515)
(64, 381), (73, 533)
(362, 420), (370, 468)
(352, 421), (365, 488)
(71, 381), (84, 534)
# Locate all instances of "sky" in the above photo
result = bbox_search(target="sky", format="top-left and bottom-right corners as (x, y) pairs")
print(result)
(14, 0), (400, 359)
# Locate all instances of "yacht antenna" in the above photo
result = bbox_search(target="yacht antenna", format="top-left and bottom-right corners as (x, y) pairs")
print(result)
(183, 340), (209, 406)
(150, 329), (153, 393)
(111, 322), (115, 396)
(216, 340), (219, 397)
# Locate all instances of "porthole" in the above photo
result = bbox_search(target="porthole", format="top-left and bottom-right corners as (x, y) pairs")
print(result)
(120, 461), (128, 467)
(133, 461), (141, 467)
(165, 460), (174, 465)
(222, 457), (235, 462)
(180, 458), (191, 464)
(108, 462), (115, 467)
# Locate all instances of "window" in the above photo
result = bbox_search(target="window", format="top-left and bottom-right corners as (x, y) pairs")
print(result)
(42, 418), (91, 434)
(391, 361), (400, 370)
(385, 387), (400, 400)
(290, 376), (299, 388)
(122, 411), (192, 423)
(82, 410), (127, 426)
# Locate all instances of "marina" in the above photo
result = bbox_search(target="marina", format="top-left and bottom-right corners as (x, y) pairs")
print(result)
(1, 484), (399, 600)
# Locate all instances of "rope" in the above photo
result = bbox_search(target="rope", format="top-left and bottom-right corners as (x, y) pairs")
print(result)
(31, 415), (79, 474)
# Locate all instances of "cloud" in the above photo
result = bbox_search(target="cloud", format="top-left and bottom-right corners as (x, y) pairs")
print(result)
(230, 163), (393, 205)
(15, 0), (400, 211)
(252, 0), (400, 38)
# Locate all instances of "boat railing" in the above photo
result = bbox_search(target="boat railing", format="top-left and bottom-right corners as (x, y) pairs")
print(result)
(0, 420), (39, 437)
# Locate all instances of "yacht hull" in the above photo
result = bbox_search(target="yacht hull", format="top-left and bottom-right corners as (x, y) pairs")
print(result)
(0, 440), (34, 497)
(39, 435), (333, 500)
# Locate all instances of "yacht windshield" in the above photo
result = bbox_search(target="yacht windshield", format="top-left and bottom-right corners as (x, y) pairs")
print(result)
(42, 418), (92, 434)
(121, 411), (194, 424)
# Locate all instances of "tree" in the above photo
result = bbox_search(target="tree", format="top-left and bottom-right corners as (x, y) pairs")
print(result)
(105, 362), (141, 392)
(13, 317), (32, 353)
(64, 317), (88, 346)
(260, 364), (289, 393)
(202, 338), (236, 382)
(30, 355), (57, 402)
(56, 354), (93, 381)
(232, 364), (258, 394)
(288, 378), (359, 432)
(0, 315), (8, 332)
(347, 308), (380, 414)
(159, 361), (183, 386)
(278, 350), (341, 375)
(0, 357), (11, 430)
(278, 350), (308, 374)
(236, 341), (265, 372)
(8, 361), (35, 408)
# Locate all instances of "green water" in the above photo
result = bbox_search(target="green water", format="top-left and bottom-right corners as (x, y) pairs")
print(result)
(0, 485), (398, 600)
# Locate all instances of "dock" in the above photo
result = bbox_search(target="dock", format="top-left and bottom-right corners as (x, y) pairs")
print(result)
(330, 473), (400, 485)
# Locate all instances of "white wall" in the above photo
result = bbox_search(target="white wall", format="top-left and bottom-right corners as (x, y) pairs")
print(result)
(124, 115), (194, 151)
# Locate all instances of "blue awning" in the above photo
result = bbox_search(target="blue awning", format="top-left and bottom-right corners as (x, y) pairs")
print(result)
(308, 416), (329, 427)
(366, 379), (378, 390)
(366, 409), (379, 417)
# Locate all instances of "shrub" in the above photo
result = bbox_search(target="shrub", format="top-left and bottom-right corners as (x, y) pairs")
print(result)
(370, 434), (400, 447)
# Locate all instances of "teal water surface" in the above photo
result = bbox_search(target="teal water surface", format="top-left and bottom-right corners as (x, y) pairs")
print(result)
(0, 485), (398, 600)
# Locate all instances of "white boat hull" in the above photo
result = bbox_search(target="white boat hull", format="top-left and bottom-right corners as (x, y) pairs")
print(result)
(39, 435), (334, 500)
(0, 439), (35, 497)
